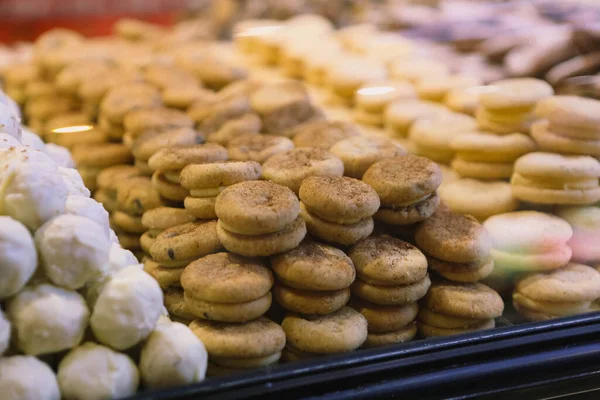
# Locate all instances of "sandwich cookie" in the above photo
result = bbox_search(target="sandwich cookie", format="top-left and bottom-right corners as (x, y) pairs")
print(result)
(140, 206), (196, 254)
(227, 133), (294, 164)
(299, 176), (379, 245)
(513, 263), (600, 321)
(416, 75), (482, 103)
(444, 85), (492, 116)
(325, 56), (387, 107)
(180, 161), (261, 220)
(291, 120), (361, 150)
(262, 148), (344, 194)
(123, 107), (194, 143)
(363, 156), (442, 225)
(270, 240), (356, 314)
(190, 317), (285, 373)
(555, 206), (600, 264)
(205, 113), (262, 146)
(182, 252), (273, 322)
(511, 152), (600, 205)
(384, 98), (450, 138)
(418, 280), (503, 337)
(94, 165), (143, 213)
(72, 143), (133, 192)
(330, 136), (406, 179)
(416, 210), (493, 282)
(354, 80), (416, 127)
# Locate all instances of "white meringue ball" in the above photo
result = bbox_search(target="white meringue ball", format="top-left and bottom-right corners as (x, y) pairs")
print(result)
(109, 228), (119, 244)
(0, 146), (68, 230)
(64, 196), (110, 240)
(0, 216), (37, 299)
(7, 284), (89, 355)
(0, 102), (22, 142)
(20, 128), (44, 150)
(44, 143), (75, 168)
(140, 321), (208, 389)
(0, 307), (11, 355)
(0, 132), (19, 149)
(35, 215), (109, 290)
(0, 356), (60, 400)
(58, 342), (139, 400)
(59, 166), (90, 197)
(91, 265), (163, 350)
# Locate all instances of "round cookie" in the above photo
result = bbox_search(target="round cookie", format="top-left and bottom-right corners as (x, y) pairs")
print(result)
(291, 120), (361, 150)
(373, 192), (440, 225)
(184, 292), (272, 323)
(216, 217), (306, 257)
(535, 95), (600, 135)
(147, 144), (228, 173)
(349, 235), (427, 286)
(144, 259), (184, 289)
(450, 132), (537, 163)
(419, 319), (495, 337)
(355, 80), (416, 113)
(439, 179), (519, 221)
(451, 158), (514, 180)
(227, 133), (294, 163)
(111, 211), (146, 234)
(72, 143), (132, 169)
(96, 165), (142, 192)
(141, 207), (196, 230)
(282, 307), (368, 353)
(150, 221), (222, 266)
(300, 203), (373, 246)
(351, 275), (431, 306)
(362, 322), (417, 348)
(299, 176), (380, 224)
(531, 120), (600, 157)
(180, 161), (261, 189)
(205, 113), (262, 146)
(351, 298), (418, 334)
(362, 156), (442, 206)
(428, 257), (494, 282)
(479, 78), (553, 110)
(184, 196), (218, 219)
(116, 176), (164, 216)
(422, 280), (504, 319)
(151, 171), (190, 201)
(330, 136), (405, 179)
(132, 127), (205, 162)
(215, 180), (299, 236)
(385, 98), (452, 137)
(262, 148), (344, 194)
(270, 241), (356, 291)
(123, 107), (194, 137)
(415, 210), (492, 263)
(181, 252), (273, 303)
(273, 283), (350, 315)
(189, 317), (285, 358)
(100, 82), (162, 123)
(210, 352), (281, 369)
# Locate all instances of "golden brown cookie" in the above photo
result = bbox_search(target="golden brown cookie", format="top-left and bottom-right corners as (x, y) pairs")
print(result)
(163, 288), (196, 320)
(180, 161), (262, 190)
(351, 298), (418, 334)
(227, 133), (295, 164)
(362, 322), (417, 347)
(273, 283), (350, 315)
(100, 82), (162, 123)
(143, 259), (184, 289)
(300, 203), (373, 246)
(132, 127), (205, 162)
(428, 257), (494, 283)
(141, 206), (196, 230)
(123, 106), (194, 138)
(116, 176), (165, 215)
(291, 120), (361, 150)
(111, 211), (146, 233)
(185, 292), (272, 323)
(423, 280), (504, 320)
(206, 113), (262, 146)
(147, 144), (228, 173)
(351, 275), (431, 306)
(150, 220), (222, 266)
(184, 196), (218, 219)
(72, 143), (132, 168)
(96, 165), (142, 192)
(330, 136), (406, 179)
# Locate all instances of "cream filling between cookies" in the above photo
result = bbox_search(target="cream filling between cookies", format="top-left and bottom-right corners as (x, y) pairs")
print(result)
(190, 186), (228, 198)
(513, 292), (592, 316)
(163, 170), (181, 184)
(511, 172), (598, 190)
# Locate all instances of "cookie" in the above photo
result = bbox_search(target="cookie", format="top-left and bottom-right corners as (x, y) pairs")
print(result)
(189, 317), (285, 358)
(418, 319), (495, 337)
(142, 63), (197, 90)
(111, 211), (146, 234)
(100, 82), (162, 124)
(291, 120), (361, 150)
(93, 190), (119, 213)
(180, 161), (261, 190)
(143, 259), (184, 289)
(531, 119), (600, 157)
(96, 165), (142, 192)
(300, 203), (373, 246)
(534, 96), (600, 138)
(479, 78), (553, 110)
(115, 231), (141, 251)
(351, 275), (431, 306)
(362, 322), (417, 347)
(450, 132), (537, 163)
(330, 136), (405, 179)
(132, 127), (205, 162)
(216, 217), (306, 257)
(299, 176), (380, 224)
(140, 230), (158, 254)
(326, 57), (387, 102)
(422, 280), (504, 319)
(415, 210), (492, 263)
(273, 283), (350, 315)
(227, 133), (294, 164)
(116, 176), (165, 216)
(350, 297), (418, 333)
(355, 80), (416, 113)
(163, 288), (196, 320)
(163, 85), (216, 109)
(444, 85), (490, 116)
(416, 74), (482, 103)
(384, 98), (450, 137)
(45, 125), (107, 150)
(72, 143), (132, 168)
(184, 292), (272, 323)
(215, 180), (299, 236)
(270, 240), (356, 291)
(513, 263), (600, 320)
(151, 171), (189, 201)
(141, 207), (196, 230)
(184, 196), (218, 219)
(374, 192), (440, 226)
(181, 252), (273, 303)
(349, 235), (427, 286)
(389, 58), (449, 83)
(555, 206), (600, 264)
(150, 220), (222, 266)
(282, 307), (368, 353)
(511, 152), (600, 205)
(439, 179), (519, 221)
(195, 96), (251, 134)
(147, 144), (228, 173)
(428, 256), (494, 283)
(205, 113), (262, 146)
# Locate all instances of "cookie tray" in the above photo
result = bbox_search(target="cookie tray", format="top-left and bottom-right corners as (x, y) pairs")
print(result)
(128, 312), (600, 400)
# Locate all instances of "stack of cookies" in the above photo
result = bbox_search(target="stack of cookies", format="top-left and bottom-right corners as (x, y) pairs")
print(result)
(325, 56), (388, 107)
(71, 143), (132, 192)
(98, 82), (162, 143)
(215, 181), (306, 257)
(94, 165), (143, 213)
(290, 120), (360, 150)
(415, 209), (495, 284)
(226, 133), (294, 164)
(363, 156), (442, 228)
(512, 263), (600, 322)
(180, 160), (261, 220)
(511, 152), (600, 205)
(350, 236), (429, 347)
(23, 80), (74, 135)
(298, 176), (379, 246)
(384, 99), (450, 138)
(271, 240), (356, 316)
(532, 96), (600, 157)
(353, 80), (416, 127)
(476, 78), (553, 134)
(330, 136), (406, 179)
(555, 206), (600, 265)
(418, 281), (504, 337)
(122, 106), (194, 152)
(415, 75), (482, 103)
(79, 68), (142, 120)
(1, 62), (39, 107)
(450, 132), (537, 180)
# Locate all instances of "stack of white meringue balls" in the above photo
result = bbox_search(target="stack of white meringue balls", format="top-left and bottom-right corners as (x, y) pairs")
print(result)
(0, 90), (207, 400)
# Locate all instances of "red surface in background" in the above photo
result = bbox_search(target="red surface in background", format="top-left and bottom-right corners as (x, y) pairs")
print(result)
(0, 0), (192, 42)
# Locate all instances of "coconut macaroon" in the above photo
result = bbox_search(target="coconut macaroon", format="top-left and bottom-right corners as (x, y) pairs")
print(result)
(363, 155), (442, 226)
(0, 216), (37, 299)
(7, 284), (89, 355)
